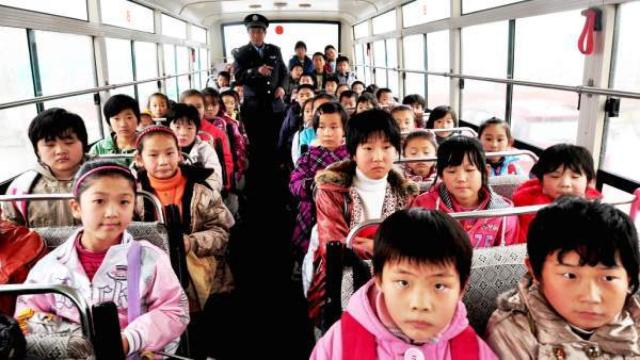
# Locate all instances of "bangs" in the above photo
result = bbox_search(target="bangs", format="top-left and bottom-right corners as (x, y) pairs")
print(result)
(44, 127), (78, 142)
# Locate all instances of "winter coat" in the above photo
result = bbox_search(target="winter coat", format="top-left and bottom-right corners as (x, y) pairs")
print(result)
(311, 280), (497, 360)
(137, 165), (235, 308)
(199, 120), (235, 191)
(15, 229), (190, 356)
(487, 274), (640, 359)
(288, 55), (314, 75)
(88, 133), (136, 166)
(412, 183), (519, 247)
(512, 179), (602, 243)
(187, 137), (223, 193)
(209, 114), (248, 182)
(2, 162), (81, 227)
(487, 155), (524, 177)
(289, 145), (349, 260)
(306, 160), (419, 323)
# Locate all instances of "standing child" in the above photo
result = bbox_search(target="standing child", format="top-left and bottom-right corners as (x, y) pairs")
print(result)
(147, 92), (170, 124)
(168, 103), (224, 192)
(3, 108), (87, 227)
(391, 105), (416, 133)
(89, 94), (139, 164)
(402, 130), (438, 183)
(15, 160), (189, 357)
(290, 102), (350, 261)
(311, 209), (497, 360)
(134, 126), (234, 358)
(512, 143), (601, 243)
(412, 136), (519, 247)
(307, 109), (419, 324)
(478, 117), (524, 176)
(426, 106), (458, 145)
(487, 197), (640, 358)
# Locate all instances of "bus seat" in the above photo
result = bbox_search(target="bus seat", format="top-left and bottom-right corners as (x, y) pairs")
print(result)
(333, 243), (528, 335)
(489, 174), (529, 200)
(33, 221), (170, 254)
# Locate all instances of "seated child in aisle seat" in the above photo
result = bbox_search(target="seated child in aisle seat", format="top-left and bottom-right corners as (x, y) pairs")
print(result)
(412, 136), (519, 247)
(15, 160), (189, 357)
(168, 103), (224, 192)
(512, 143), (601, 243)
(487, 197), (640, 358)
(478, 117), (524, 177)
(3, 108), (88, 227)
(89, 94), (139, 165)
(134, 125), (234, 358)
(306, 109), (419, 325)
(311, 208), (497, 360)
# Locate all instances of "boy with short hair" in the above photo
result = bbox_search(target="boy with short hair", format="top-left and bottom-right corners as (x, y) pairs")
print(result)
(402, 94), (427, 128)
(339, 90), (357, 115)
(89, 94), (139, 162)
(335, 56), (356, 86)
(3, 108), (88, 227)
(324, 76), (339, 96)
(487, 197), (640, 358)
(376, 88), (395, 109)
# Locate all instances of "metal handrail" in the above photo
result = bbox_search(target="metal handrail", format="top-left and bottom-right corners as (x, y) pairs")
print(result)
(0, 191), (166, 224)
(354, 64), (640, 101)
(0, 284), (93, 338)
(400, 127), (477, 137)
(395, 149), (539, 164)
(344, 195), (637, 248)
(0, 68), (211, 111)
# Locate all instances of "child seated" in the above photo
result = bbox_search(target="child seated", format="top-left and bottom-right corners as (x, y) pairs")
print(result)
(338, 90), (357, 115)
(402, 130), (437, 183)
(138, 109), (154, 130)
(391, 105), (416, 133)
(147, 92), (170, 124)
(478, 117), (524, 176)
(402, 94), (427, 128)
(89, 94), (139, 163)
(355, 93), (379, 114)
(307, 109), (419, 324)
(376, 88), (395, 110)
(291, 98), (315, 164)
(299, 94), (334, 150)
(3, 108), (87, 227)
(351, 80), (365, 96)
(427, 106), (458, 145)
(487, 197), (640, 358)
(311, 208), (497, 360)
(412, 136), (519, 247)
(15, 160), (189, 356)
(513, 143), (601, 243)
(168, 103), (223, 192)
(290, 102), (350, 261)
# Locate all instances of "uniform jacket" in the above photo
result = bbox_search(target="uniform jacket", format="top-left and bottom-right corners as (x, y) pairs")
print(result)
(311, 280), (497, 360)
(487, 274), (640, 359)
(306, 160), (419, 322)
(186, 137), (223, 193)
(289, 145), (350, 259)
(488, 155), (524, 177)
(288, 55), (314, 75)
(15, 229), (190, 355)
(412, 183), (519, 247)
(88, 133), (136, 166)
(233, 42), (288, 100)
(512, 179), (602, 243)
(137, 165), (235, 306)
(3, 162), (81, 228)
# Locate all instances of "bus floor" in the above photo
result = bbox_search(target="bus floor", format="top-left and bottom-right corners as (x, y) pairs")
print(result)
(199, 152), (316, 359)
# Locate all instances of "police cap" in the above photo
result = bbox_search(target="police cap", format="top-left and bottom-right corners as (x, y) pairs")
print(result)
(244, 14), (269, 30)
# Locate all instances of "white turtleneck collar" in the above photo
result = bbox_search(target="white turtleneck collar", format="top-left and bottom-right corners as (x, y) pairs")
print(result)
(353, 167), (388, 219)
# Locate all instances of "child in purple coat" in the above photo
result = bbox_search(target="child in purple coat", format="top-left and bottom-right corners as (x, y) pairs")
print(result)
(289, 102), (349, 260)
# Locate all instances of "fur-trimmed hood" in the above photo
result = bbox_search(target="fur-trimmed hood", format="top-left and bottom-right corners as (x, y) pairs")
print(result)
(314, 160), (419, 198)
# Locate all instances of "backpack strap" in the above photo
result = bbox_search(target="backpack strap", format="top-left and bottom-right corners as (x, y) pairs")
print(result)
(127, 241), (142, 323)
(449, 326), (480, 360)
(7, 170), (40, 225)
(341, 311), (376, 360)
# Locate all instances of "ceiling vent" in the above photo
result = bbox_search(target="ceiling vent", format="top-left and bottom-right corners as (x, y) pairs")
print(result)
(299, 3), (311, 8)
(249, 4), (262, 9)
(273, 2), (288, 8)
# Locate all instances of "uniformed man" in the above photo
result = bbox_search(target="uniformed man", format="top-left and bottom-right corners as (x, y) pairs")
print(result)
(233, 14), (288, 164)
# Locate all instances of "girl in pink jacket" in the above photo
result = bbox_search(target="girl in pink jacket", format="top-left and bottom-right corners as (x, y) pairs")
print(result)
(311, 208), (497, 360)
(15, 160), (189, 357)
(412, 136), (518, 247)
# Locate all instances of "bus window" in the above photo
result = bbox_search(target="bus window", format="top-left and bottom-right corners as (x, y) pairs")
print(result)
(105, 37), (135, 98)
(403, 0), (450, 28)
(403, 34), (425, 96)
(372, 10), (396, 35)
(163, 44), (178, 101)
(427, 30), (450, 108)
(134, 41), (159, 107)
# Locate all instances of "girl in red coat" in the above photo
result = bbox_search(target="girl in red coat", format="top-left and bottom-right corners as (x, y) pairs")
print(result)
(512, 143), (602, 242)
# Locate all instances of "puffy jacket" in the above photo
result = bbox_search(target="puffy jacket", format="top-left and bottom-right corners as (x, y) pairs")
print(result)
(307, 160), (419, 323)
(187, 137), (223, 193)
(412, 183), (519, 247)
(15, 229), (189, 356)
(2, 162), (81, 227)
(199, 120), (235, 191)
(487, 274), (640, 359)
(512, 179), (602, 243)
(311, 280), (497, 360)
